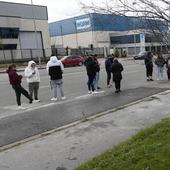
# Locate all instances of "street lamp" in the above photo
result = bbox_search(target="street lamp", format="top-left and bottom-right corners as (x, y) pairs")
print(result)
(133, 1), (137, 56)
(31, 0), (41, 66)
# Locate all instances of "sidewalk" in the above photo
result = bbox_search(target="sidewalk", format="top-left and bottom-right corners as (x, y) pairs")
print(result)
(0, 90), (170, 170)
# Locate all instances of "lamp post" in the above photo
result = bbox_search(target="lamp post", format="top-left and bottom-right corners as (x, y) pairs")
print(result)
(133, 1), (137, 56)
(31, 0), (41, 66)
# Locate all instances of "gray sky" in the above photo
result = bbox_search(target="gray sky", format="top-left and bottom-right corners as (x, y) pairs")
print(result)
(1, 0), (104, 22)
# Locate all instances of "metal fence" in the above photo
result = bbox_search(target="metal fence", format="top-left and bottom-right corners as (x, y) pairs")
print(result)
(0, 49), (52, 64)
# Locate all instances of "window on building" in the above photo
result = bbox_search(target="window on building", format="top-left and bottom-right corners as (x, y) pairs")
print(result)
(0, 28), (19, 39)
(110, 34), (140, 44)
(0, 44), (17, 50)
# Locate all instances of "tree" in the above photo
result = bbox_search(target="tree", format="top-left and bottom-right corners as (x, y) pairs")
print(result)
(79, 0), (170, 44)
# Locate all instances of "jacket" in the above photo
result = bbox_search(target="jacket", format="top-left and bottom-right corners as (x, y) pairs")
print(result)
(144, 53), (153, 67)
(155, 57), (166, 67)
(24, 61), (40, 83)
(6, 69), (22, 85)
(105, 58), (113, 72)
(111, 61), (124, 81)
(46, 56), (64, 80)
(85, 58), (97, 76)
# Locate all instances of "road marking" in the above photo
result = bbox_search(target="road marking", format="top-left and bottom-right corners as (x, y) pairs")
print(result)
(75, 91), (105, 99)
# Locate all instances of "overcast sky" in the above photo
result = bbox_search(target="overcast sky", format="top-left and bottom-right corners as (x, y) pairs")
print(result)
(1, 0), (104, 22)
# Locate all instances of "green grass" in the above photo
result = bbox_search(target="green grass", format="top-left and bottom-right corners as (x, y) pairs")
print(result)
(76, 118), (170, 170)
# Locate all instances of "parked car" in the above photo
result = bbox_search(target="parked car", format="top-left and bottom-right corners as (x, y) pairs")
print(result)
(61, 55), (84, 67)
(134, 51), (148, 60)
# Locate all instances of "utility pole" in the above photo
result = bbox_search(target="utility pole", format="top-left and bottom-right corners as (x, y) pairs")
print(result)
(133, 1), (137, 56)
(31, 0), (41, 66)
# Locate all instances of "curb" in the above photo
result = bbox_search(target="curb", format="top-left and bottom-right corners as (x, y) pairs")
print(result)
(0, 90), (170, 153)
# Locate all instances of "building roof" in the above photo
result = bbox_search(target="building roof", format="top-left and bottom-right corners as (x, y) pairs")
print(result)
(49, 13), (167, 37)
(0, 1), (48, 20)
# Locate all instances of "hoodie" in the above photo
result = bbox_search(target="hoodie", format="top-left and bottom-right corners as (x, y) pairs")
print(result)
(24, 61), (40, 83)
(7, 68), (22, 85)
(46, 56), (64, 80)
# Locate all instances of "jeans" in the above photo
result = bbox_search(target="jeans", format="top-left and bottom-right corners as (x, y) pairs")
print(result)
(94, 72), (99, 90)
(50, 79), (64, 98)
(28, 82), (39, 100)
(87, 74), (95, 92)
(156, 66), (164, 80)
(12, 84), (32, 106)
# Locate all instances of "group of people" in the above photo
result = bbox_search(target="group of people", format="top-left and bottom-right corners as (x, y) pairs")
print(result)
(6, 51), (170, 109)
(6, 53), (66, 109)
(144, 52), (170, 81)
(84, 54), (124, 94)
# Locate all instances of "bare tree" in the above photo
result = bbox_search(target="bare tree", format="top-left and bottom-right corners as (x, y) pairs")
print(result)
(79, 0), (170, 45)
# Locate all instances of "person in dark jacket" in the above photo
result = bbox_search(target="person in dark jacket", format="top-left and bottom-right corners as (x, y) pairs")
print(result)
(111, 59), (124, 93)
(46, 55), (66, 101)
(144, 52), (154, 81)
(85, 56), (97, 94)
(93, 55), (101, 90)
(166, 56), (170, 80)
(105, 55), (114, 87)
(155, 54), (166, 80)
(6, 64), (33, 109)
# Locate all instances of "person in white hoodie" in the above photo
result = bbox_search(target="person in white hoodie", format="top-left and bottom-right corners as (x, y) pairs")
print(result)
(46, 55), (66, 101)
(24, 61), (40, 102)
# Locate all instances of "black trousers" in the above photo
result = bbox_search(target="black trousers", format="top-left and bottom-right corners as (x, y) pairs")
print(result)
(115, 80), (121, 90)
(146, 65), (153, 77)
(106, 71), (111, 85)
(12, 84), (32, 106)
(167, 70), (170, 80)
(87, 74), (95, 91)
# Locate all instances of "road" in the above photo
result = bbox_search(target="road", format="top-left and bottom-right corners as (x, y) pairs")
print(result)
(0, 59), (169, 147)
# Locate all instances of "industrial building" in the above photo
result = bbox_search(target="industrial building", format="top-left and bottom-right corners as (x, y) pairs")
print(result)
(0, 1), (51, 62)
(49, 13), (168, 56)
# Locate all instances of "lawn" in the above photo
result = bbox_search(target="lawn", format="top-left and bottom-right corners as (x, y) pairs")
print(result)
(76, 117), (170, 170)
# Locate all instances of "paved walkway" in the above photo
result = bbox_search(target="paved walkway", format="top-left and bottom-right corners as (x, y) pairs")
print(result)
(0, 90), (170, 170)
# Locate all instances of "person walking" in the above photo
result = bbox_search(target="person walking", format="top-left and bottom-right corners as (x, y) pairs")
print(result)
(144, 52), (154, 81)
(85, 56), (97, 94)
(111, 59), (124, 93)
(155, 54), (166, 80)
(105, 55), (114, 87)
(6, 64), (33, 109)
(166, 56), (170, 80)
(46, 54), (66, 101)
(24, 61), (40, 102)
(93, 55), (101, 91)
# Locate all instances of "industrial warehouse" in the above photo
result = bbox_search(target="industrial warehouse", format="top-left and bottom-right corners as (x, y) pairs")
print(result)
(49, 13), (168, 57)
(0, 1), (51, 63)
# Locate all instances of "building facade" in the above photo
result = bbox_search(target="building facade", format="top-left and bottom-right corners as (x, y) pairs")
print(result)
(49, 13), (168, 56)
(0, 1), (51, 62)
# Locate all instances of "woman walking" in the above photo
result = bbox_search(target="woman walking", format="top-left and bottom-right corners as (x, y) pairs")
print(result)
(7, 64), (33, 109)
(46, 54), (66, 101)
(155, 54), (166, 80)
(111, 59), (124, 93)
(24, 61), (40, 102)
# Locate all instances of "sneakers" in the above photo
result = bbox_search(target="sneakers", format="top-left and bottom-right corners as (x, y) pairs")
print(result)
(61, 96), (66, 100)
(18, 106), (25, 110)
(88, 91), (92, 94)
(33, 99), (40, 103)
(92, 91), (99, 94)
(51, 97), (58, 101)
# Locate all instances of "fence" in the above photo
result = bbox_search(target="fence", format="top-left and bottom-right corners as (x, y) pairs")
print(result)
(0, 49), (52, 64)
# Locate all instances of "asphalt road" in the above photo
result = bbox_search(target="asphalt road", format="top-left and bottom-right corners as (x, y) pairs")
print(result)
(0, 59), (169, 147)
